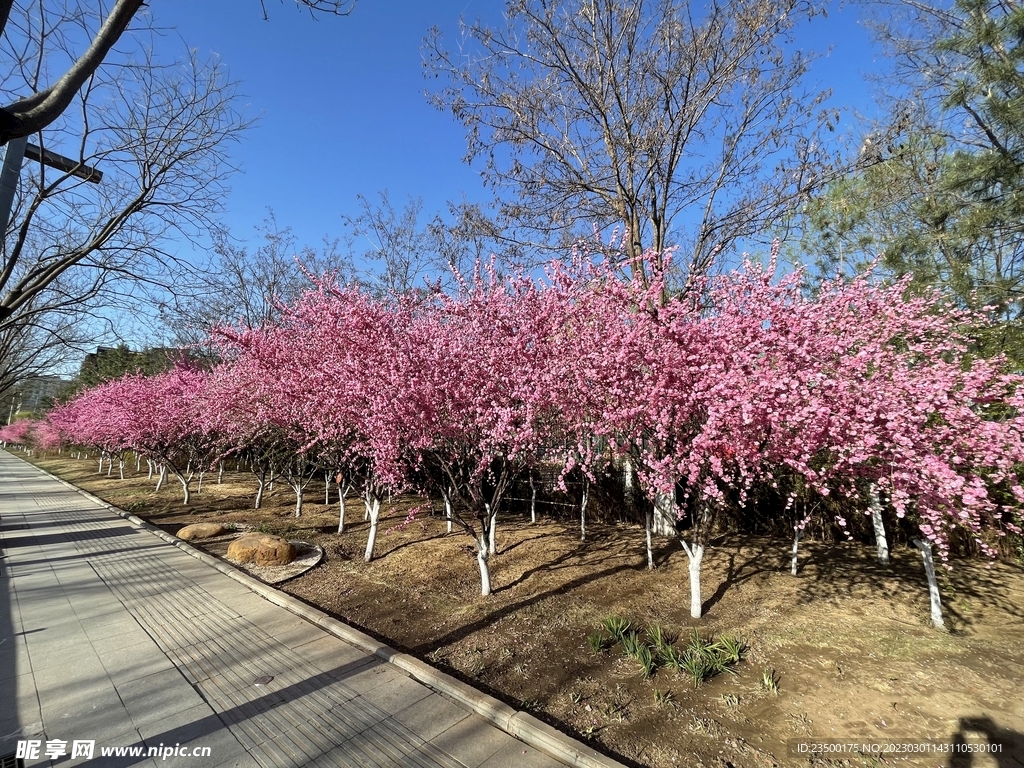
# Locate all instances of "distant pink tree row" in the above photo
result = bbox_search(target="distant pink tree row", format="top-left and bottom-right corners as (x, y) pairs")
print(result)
(40, 248), (1024, 611)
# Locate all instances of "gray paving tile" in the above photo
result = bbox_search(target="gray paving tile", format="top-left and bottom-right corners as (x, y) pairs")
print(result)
(394, 693), (471, 742)
(116, 667), (206, 726)
(430, 715), (517, 768)
(478, 740), (565, 768)
(356, 674), (433, 715)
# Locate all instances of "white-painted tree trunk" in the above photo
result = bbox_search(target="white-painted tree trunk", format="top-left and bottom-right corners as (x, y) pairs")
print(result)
(325, 472), (331, 504)
(529, 473), (537, 523)
(486, 502), (498, 555)
(680, 540), (705, 618)
(178, 474), (192, 505)
(443, 492), (453, 534)
(106, 457), (113, 477)
(623, 455), (636, 511)
(364, 492), (382, 562)
(292, 481), (304, 517)
(913, 538), (945, 629)
(254, 472), (266, 509)
(135, 454), (141, 472)
(869, 483), (889, 565)
(146, 459), (154, 480)
(118, 459), (124, 480)
(197, 470), (205, 493)
(476, 532), (492, 596)
(652, 491), (676, 536)
(98, 455), (104, 474)
(580, 477), (589, 542)
(155, 464), (167, 492)
(337, 491), (346, 534)
(644, 506), (655, 570)
(217, 461), (224, 484)
(791, 526), (801, 576)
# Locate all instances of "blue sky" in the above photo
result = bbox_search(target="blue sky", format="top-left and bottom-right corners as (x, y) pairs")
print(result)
(152, 0), (889, 261)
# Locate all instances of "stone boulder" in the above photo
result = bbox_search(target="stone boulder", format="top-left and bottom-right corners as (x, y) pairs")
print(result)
(226, 534), (296, 567)
(177, 523), (225, 541)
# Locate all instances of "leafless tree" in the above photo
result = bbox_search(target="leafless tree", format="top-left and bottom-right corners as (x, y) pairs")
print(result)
(0, 39), (250, 336)
(0, 0), (356, 146)
(341, 190), (501, 295)
(161, 213), (353, 348)
(425, 0), (839, 284)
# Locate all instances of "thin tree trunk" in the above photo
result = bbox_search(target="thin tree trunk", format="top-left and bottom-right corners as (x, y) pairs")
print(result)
(580, 476), (589, 542)
(644, 505), (655, 570)
(623, 455), (636, 514)
(325, 471), (331, 505)
(106, 456), (113, 477)
(155, 464), (167, 492)
(118, 459), (124, 480)
(178, 474), (192, 505)
(98, 455), (103, 474)
(791, 526), (801, 576)
(476, 532), (492, 596)
(487, 502), (498, 555)
(147, 459), (154, 480)
(913, 538), (945, 629)
(254, 470), (266, 510)
(529, 473), (537, 523)
(680, 539), (705, 619)
(292, 481), (304, 517)
(135, 454), (141, 472)
(337, 490), (346, 534)
(197, 470), (204, 493)
(217, 461), (224, 484)
(443, 491), (453, 534)
(869, 483), (889, 565)
(364, 491), (382, 562)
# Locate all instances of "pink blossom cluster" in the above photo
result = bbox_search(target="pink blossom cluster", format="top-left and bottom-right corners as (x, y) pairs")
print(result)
(44, 250), (1024, 565)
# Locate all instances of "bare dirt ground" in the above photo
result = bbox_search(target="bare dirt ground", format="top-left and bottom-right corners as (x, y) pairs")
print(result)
(20, 453), (1024, 768)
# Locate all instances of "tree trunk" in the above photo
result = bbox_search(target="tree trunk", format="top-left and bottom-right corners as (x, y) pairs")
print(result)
(652, 491), (676, 536)
(337, 491), (346, 534)
(869, 483), (889, 565)
(913, 538), (945, 629)
(443, 491), (453, 534)
(529, 473), (537, 523)
(623, 455), (636, 513)
(106, 456), (113, 476)
(197, 470), (205, 493)
(325, 471), (331, 505)
(580, 476), (589, 542)
(292, 481), (304, 517)
(254, 470), (266, 510)
(217, 461), (224, 484)
(364, 492), (382, 562)
(486, 502), (498, 555)
(680, 539), (705, 619)
(118, 459), (124, 480)
(98, 455), (104, 474)
(476, 532), (492, 596)
(791, 526), (801, 576)
(644, 505), (655, 570)
(136, 454), (141, 472)
(178, 474), (192, 505)
(147, 459), (153, 480)
(155, 464), (167, 492)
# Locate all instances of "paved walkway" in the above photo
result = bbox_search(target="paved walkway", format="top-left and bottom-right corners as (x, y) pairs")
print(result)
(0, 452), (577, 768)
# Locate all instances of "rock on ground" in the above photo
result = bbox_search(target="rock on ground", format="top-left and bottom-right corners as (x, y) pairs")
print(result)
(177, 522), (226, 541)
(226, 534), (296, 566)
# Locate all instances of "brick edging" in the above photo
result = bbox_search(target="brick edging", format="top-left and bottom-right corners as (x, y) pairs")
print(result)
(19, 456), (625, 768)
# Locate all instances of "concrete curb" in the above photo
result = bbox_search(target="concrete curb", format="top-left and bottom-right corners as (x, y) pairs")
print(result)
(21, 457), (626, 768)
